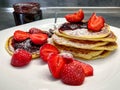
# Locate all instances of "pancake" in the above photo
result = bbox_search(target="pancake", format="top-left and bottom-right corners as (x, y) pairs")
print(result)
(58, 23), (111, 39)
(5, 36), (40, 59)
(55, 30), (117, 42)
(49, 21), (118, 60)
(75, 50), (111, 60)
(53, 42), (104, 60)
(90, 42), (118, 51)
(52, 34), (108, 49)
(52, 42), (113, 60)
(92, 51), (112, 60)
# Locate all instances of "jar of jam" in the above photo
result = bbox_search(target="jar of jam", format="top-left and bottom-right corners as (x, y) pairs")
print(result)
(13, 2), (42, 25)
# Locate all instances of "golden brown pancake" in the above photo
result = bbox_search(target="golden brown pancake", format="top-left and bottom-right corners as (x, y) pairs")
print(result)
(91, 51), (112, 60)
(52, 42), (114, 60)
(90, 42), (118, 51)
(53, 42), (104, 60)
(58, 24), (111, 39)
(55, 30), (117, 42)
(52, 34), (108, 49)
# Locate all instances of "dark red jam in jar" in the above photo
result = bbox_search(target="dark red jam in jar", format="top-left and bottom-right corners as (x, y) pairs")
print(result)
(13, 2), (42, 25)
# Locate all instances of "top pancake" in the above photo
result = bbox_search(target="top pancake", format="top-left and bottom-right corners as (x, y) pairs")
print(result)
(55, 23), (113, 41)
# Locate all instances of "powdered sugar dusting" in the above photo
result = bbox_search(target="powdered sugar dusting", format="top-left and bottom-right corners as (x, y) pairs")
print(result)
(62, 25), (109, 37)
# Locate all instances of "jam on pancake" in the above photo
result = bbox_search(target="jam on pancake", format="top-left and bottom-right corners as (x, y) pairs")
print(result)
(59, 22), (87, 31)
(12, 38), (41, 53)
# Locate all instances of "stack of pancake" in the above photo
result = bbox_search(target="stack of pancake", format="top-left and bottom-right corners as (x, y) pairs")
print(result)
(50, 22), (118, 60)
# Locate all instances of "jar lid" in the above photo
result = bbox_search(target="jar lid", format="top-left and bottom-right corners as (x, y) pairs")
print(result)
(13, 2), (40, 13)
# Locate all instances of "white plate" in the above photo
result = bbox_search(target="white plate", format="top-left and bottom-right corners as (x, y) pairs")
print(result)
(0, 18), (120, 90)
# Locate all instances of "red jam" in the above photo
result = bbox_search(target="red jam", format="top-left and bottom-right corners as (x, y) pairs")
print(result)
(12, 38), (41, 53)
(13, 2), (42, 25)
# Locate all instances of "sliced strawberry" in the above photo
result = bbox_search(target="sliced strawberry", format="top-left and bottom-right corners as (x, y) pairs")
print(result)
(61, 60), (85, 85)
(60, 52), (74, 64)
(87, 13), (105, 32)
(48, 53), (65, 79)
(29, 28), (44, 34)
(30, 33), (48, 45)
(11, 49), (32, 67)
(79, 61), (93, 76)
(65, 9), (84, 23)
(13, 30), (30, 42)
(40, 44), (59, 62)
(69, 60), (93, 76)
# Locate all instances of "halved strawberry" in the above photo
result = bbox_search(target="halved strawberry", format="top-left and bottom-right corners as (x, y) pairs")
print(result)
(69, 60), (93, 76)
(13, 30), (30, 41)
(30, 33), (48, 45)
(79, 61), (93, 76)
(39, 44), (59, 62)
(65, 9), (84, 23)
(87, 13), (105, 32)
(48, 53), (65, 79)
(29, 28), (44, 34)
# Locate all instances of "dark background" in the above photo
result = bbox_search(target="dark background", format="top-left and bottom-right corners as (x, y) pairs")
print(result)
(0, 0), (120, 30)
(0, 0), (120, 7)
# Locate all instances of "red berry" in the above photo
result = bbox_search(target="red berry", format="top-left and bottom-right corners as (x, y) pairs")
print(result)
(14, 30), (30, 41)
(65, 9), (84, 23)
(40, 44), (59, 62)
(30, 33), (48, 45)
(61, 60), (85, 85)
(87, 13), (105, 32)
(48, 53), (65, 79)
(79, 62), (93, 76)
(29, 28), (44, 34)
(11, 49), (32, 67)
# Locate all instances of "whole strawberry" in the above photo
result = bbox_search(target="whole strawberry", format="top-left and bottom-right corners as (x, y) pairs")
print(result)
(61, 60), (85, 85)
(11, 49), (32, 67)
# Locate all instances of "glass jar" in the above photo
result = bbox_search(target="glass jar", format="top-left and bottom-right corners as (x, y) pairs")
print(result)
(13, 2), (42, 25)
